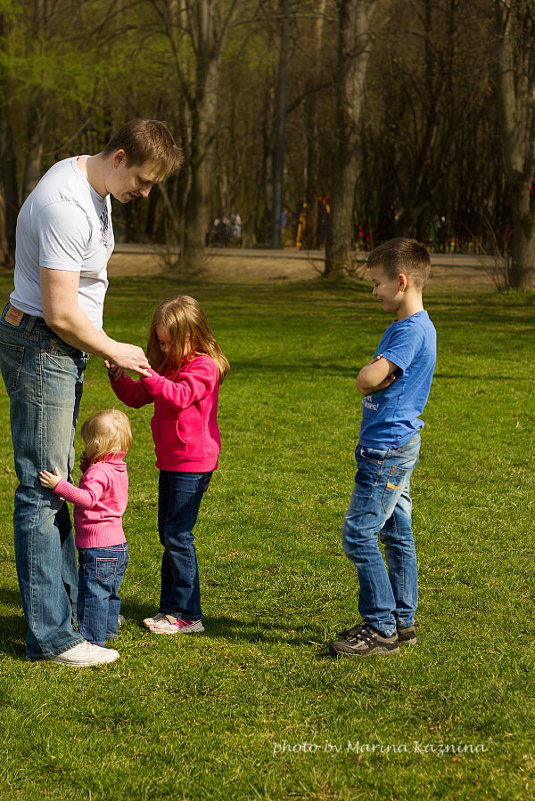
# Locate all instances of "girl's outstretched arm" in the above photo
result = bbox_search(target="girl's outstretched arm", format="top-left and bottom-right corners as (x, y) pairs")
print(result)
(109, 369), (153, 409)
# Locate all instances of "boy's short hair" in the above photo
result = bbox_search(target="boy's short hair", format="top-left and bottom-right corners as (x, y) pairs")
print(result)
(367, 238), (431, 288)
(102, 118), (183, 179)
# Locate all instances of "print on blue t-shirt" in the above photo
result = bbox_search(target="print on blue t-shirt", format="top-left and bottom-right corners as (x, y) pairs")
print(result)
(359, 310), (437, 449)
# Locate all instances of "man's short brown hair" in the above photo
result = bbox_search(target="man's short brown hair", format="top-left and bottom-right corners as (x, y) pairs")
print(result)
(102, 118), (183, 179)
(367, 238), (431, 288)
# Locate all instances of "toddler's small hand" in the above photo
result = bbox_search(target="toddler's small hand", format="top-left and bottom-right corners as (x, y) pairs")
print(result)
(80, 451), (89, 472)
(39, 467), (62, 490)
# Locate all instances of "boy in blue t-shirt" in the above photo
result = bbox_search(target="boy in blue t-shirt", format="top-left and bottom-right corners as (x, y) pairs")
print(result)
(330, 238), (437, 658)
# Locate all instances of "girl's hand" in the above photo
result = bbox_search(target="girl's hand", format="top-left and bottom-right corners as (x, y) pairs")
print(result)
(39, 467), (62, 490)
(104, 359), (124, 380)
(80, 451), (89, 473)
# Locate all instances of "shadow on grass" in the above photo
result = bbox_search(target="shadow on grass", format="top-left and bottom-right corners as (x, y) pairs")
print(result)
(121, 598), (321, 646)
(0, 587), (27, 659)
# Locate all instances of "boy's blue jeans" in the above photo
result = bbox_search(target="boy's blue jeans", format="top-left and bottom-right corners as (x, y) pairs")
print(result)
(0, 304), (86, 659)
(77, 545), (129, 647)
(342, 433), (421, 637)
(158, 470), (212, 621)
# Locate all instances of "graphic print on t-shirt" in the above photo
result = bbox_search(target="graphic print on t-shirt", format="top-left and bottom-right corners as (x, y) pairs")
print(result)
(100, 206), (110, 248)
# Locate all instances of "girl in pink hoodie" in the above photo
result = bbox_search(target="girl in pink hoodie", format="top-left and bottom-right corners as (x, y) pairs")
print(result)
(39, 409), (132, 650)
(108, 296), (229, 635)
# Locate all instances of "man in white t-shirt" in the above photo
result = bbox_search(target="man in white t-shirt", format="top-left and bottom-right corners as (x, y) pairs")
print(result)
(0, 119), (182, 666)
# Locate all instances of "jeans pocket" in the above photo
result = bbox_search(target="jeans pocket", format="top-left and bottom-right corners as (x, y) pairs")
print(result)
(0, 341), (25, 392)
(358, 446), (386, 465)
(96, 557), (118, 581)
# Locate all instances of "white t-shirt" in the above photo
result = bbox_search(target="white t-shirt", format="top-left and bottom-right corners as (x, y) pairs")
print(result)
(11, 157), (114, 330)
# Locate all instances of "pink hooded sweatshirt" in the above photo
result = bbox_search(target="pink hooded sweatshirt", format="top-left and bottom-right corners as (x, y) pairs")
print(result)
(53, 454), (128, 549)
(109, 355), (220, 473)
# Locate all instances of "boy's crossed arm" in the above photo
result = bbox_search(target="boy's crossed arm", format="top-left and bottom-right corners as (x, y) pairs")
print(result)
(356, 354), (398, 396)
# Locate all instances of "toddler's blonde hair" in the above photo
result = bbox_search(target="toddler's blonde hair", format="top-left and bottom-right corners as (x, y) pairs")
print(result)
(81, 409), (133, 464)
(146, 295), (230, 383)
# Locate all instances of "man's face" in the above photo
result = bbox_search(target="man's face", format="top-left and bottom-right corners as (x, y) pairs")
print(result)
(109, 150), (163, 203)
(369, 265), (404, 313)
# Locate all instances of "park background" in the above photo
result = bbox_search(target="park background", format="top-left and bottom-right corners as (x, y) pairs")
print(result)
(1, 0), (535, 286)
(1, 1), (535, 800)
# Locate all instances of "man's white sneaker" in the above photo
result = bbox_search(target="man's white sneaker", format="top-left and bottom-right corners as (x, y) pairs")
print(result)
(49, 641), (120, 667)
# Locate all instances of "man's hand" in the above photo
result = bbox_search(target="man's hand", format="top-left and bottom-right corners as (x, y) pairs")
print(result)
(106, 344), (150, 377)
(39, 467), (62, 490)
(356, 354), (398, 396)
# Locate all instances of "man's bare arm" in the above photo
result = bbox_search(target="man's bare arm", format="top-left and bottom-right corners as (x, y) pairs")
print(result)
(40, 268), (150, 375)
(356, 354), (398, 396)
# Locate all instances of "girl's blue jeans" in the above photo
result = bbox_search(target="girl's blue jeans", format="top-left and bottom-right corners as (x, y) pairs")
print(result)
(0, 304), (86, 659)
(342, 433), (421, 637)
(77, 544), (129, 647)
(158, 470), (212, 621)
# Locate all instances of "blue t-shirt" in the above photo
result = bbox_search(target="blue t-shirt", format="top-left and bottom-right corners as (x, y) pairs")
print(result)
(359, 311), (436, 448)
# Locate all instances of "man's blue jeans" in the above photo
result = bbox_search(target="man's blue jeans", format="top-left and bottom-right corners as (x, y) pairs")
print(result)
(158, 470), (212, 621)
(78, 544), (129, 647)
(342, 433), (421, 637)
(0, 304), (86, 660)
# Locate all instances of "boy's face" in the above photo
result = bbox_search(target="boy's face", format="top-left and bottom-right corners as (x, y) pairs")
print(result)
(369, 265), (404, 313)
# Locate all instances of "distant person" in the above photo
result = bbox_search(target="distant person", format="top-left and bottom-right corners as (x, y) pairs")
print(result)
(0, 118), (183, 666)
(108, 296), (229, 635)
(330, 238), (436, 657)
(231, 213), (242, 243)
(39, 410), (132, 654)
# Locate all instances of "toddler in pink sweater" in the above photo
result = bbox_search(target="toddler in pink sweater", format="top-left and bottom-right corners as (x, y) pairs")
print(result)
(107, 295), (229, 635)
(39, 409), (132, 650)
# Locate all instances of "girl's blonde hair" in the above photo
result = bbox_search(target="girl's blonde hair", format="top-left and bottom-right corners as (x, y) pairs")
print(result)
(146, 295), (230, 383)
(81, 409), (133, 464)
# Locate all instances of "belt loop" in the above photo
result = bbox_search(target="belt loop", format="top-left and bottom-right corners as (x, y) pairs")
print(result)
(25, 315), (39, 335)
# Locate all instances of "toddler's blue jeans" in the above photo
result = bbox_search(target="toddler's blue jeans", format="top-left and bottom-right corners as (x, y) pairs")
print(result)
(342, 433), (421, 637)
(158, 470), (212, 621)
(77, 544), (129, 647)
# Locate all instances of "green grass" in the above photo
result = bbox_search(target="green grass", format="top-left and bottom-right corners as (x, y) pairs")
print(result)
(0, 272), (534, 801)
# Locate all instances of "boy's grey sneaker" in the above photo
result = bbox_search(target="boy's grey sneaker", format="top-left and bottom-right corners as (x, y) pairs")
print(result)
(396, 622), (417, 645)
(49, 641), (120, 667)
(329, 623), (399, 657)
(338, 620), (417, 646)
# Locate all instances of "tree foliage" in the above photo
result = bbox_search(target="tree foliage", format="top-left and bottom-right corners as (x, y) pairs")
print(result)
(0, 0), (533, 286)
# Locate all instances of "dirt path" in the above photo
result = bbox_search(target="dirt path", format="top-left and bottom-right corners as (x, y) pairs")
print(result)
(108, 246), (503, 290)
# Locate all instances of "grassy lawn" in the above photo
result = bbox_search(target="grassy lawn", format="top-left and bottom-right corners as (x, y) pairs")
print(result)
(0, 270), (533, 801)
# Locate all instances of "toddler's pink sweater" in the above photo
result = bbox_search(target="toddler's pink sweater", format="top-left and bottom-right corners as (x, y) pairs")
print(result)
(53, 454), (128, 549)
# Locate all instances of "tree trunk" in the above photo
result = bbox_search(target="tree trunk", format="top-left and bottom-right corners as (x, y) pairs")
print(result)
(495, 0), (535, 289)
(0, 117), (19, 266)
(270, 0), (290, 250)
(509, 176), (535, 287)
(22, 104), (46, 198)
(324, 0), (376, 277)
(181, 0), (239, 264)
(0, 9), (18, 265)
(302, 0), (328, 250)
